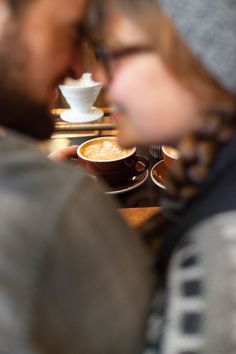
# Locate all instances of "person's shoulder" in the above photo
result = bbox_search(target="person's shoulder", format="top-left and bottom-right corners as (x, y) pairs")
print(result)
(163, 211), (236, 354)
(186, 210), (236, 251)
(0, 130), (105, 218)
(1, 130), (91, 187)
(172, 210), (236, 278)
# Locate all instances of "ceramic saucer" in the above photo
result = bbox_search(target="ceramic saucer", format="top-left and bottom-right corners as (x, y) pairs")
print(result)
(151, 160), (168, 190)
(60, 106), (104, 123)
(106, 170), (149, 195)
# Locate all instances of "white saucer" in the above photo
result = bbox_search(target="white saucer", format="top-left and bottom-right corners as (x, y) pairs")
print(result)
(60, 107), (104, 123)
(106, 171), (149, 195)
(150, 160), (167, 190)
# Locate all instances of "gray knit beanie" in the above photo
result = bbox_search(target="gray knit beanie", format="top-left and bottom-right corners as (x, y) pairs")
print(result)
(158, 0), (236, 96)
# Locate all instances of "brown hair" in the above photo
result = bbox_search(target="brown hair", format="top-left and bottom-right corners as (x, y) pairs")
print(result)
(85, 0), (236, 255)
(5, 0), (36, 14)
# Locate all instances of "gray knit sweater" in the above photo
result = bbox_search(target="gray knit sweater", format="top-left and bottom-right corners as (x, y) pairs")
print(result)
(144, 211), (236, 354)
(0, 131), (153, 354)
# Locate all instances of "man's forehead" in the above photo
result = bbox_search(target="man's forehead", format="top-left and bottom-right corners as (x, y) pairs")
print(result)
(52, 0), (87, 17)
(26, 0), (87, 22)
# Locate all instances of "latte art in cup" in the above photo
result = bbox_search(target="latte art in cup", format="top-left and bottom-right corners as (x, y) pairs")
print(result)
(77, 136), (149, 187)
(81, 138), (134, 161)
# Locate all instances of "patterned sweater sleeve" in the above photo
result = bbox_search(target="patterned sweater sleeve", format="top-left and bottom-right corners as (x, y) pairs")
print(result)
(144, 210), (236, 354)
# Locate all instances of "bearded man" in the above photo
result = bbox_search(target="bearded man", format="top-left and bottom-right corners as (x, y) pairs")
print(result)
(0, 1), (153, 353)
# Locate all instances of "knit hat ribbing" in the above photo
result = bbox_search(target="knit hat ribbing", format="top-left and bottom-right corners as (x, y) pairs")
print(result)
(158, 0), (236, 95)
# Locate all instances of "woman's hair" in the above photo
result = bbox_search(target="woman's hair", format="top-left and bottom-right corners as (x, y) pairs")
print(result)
(85, 0), (236, 265)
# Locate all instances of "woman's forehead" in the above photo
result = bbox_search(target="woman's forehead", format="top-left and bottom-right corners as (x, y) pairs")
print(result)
(105, 12), (150, 45)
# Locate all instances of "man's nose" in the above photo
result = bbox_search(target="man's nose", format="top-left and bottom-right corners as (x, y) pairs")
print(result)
(66, 51), (84, 80)
(92, 63), (109, 87)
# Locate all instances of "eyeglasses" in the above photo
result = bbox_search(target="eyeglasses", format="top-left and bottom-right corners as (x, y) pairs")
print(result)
(94, 44), (155, 77)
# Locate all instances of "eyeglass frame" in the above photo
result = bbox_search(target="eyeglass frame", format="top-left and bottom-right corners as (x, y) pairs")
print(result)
(93, 43), (156, 77)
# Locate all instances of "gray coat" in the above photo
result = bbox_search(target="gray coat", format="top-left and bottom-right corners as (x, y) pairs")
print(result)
(0, 131), (154, 354)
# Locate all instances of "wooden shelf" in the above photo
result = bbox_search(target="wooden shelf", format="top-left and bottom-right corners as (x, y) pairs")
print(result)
(52, 108), (117, 134)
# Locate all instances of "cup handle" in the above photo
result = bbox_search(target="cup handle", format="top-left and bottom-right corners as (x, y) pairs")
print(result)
(133, 155), (149, 176)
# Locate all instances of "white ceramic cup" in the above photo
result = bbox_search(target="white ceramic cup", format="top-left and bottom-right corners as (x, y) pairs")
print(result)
(59, 73), (102, 113)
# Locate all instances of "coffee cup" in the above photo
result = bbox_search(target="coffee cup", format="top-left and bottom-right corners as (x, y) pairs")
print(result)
(162, 145), (180, 170)
(77, 136), (149, 186)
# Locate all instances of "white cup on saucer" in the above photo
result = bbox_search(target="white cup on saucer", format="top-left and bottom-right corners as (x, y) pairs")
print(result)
(59, 73), (103, 123)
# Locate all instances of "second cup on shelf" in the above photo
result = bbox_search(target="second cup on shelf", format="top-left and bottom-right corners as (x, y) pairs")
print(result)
(162, 145), (180, 170)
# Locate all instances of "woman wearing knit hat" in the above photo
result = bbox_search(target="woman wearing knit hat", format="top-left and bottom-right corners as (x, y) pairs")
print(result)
(85, 0), (236, 353)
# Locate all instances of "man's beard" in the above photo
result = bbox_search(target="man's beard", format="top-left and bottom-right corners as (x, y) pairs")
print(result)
(0, 21), (55, 140)
(0, 87), (55, 140)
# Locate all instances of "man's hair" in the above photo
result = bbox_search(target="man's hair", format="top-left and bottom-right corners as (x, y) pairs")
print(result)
(6, 0), (35, 14)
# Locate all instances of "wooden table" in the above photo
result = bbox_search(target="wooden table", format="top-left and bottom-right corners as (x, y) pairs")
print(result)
(120, 207), (160, 228)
